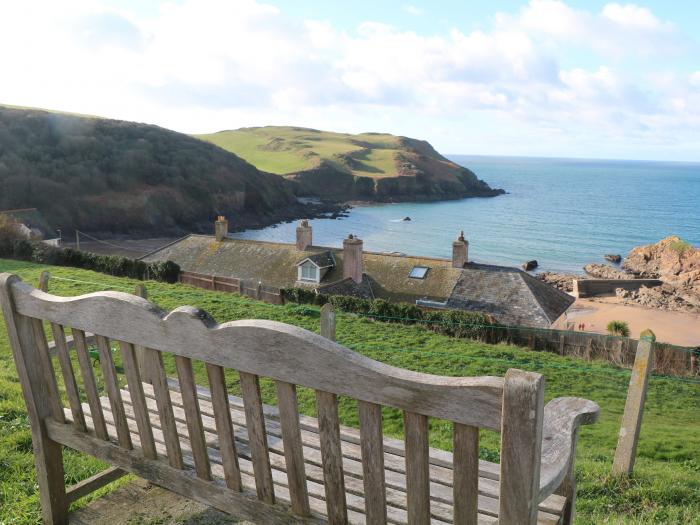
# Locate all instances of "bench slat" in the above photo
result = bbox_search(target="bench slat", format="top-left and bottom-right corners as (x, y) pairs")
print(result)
(32, 318), (65, 423)
(175, 355), (212, 480)
(359, 401), (387, 525)
(240, 371), (275, 504)
(146, 347), (184, 468)
(276, 381), (311, 517)
(73, 328), (109, 440)
(316, 390), (348, 524)
(404, 412), (430, 524)
(96, 335), (132, 449)
(206, 363), (242, 491)
(453, 424), (479, 525)
(51, 323), (86, 432)
(119, 341), (157, 459)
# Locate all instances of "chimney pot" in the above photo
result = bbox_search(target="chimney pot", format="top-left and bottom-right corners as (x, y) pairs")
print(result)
(343, 234), (363, 283)
(215, 216), (229, 242)
(452, 231), (468, 268)
(296, 220), (312, 250)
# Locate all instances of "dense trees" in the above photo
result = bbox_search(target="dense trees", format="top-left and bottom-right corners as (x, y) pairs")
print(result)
(0, 107), (298, 234)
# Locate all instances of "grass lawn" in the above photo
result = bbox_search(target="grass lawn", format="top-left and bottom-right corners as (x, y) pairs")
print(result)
(1, 258), (698, 524)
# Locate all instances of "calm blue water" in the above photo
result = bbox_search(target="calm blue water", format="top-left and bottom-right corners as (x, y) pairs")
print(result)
(232, 156), (700, 274)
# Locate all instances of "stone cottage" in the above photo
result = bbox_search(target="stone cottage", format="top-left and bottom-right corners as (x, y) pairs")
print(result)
(141, 218), (575, 328)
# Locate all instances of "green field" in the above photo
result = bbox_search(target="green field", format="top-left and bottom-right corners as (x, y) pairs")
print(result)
(1, 259), (698, 524)
(196, 127), (404, 177)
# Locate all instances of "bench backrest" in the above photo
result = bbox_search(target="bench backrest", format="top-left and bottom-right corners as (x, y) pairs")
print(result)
(1, 273), (546, 524)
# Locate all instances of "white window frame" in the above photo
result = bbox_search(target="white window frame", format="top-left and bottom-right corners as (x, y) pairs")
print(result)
(298, 261), (319, 282)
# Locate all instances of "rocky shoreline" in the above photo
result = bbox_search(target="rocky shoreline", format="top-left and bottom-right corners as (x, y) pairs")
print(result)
(537, 236), (700, 314)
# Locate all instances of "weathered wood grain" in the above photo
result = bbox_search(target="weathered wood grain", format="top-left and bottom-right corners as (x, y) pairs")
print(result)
(73, 328), (109, 441)
(96, 335), (132, 449)
(276, 381), (310, 516)
(66, 466), (127, 504)
(118, 341), (157, 459)
(31, 318), (65, 423)
(175, 355), (212, 480)
(51, 323), (86, 432)
(404, 411), (430, 524)
(320, 303), (336, 341)
(8, 280), (504, 429)
(146, 347), (183, 468)
(358, 401), (386, 525)
(240, 371), (275, 503)
(206, 364), (242, 491)
(453, 423), (479, 525)
(499, 369), (544, 525)
(316, 390), (348, 524)
(0, 274), (68, 524)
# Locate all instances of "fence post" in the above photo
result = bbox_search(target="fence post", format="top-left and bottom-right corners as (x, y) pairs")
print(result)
(612, 329), (655, 476)
(39, 271), (50, 292)
(133, 284), (152, 384)
(320, 303), (336, 342)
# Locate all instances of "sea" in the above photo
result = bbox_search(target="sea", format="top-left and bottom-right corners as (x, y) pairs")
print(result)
(231, 156), (700, 274)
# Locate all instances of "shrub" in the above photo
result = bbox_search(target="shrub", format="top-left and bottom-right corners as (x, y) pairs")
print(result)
(0, 236), (180, 283)
(281, 287), (497, 340)
(607, 320), (630, 337)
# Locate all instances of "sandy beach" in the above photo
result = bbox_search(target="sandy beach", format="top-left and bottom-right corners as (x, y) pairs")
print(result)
(558, 297), (700, 347)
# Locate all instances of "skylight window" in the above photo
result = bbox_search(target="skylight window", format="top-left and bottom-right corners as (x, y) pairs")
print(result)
(409, 266), (429, 279)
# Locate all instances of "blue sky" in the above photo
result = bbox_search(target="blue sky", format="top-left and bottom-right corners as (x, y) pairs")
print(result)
(1, 0), (699, 161)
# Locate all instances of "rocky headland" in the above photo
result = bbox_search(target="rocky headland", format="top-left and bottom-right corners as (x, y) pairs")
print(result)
(538, 236), (700, 313)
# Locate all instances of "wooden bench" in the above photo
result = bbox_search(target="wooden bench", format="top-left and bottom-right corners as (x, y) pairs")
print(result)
(0, 273), (599, 524)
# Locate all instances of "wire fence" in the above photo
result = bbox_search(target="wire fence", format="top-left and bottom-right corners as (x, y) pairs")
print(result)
(41, 272), (700, 381)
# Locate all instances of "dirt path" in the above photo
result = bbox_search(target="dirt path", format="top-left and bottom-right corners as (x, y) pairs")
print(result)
(561, 298), (700, 346)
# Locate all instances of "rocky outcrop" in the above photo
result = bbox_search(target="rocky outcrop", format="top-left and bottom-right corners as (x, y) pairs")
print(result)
(522, 260), (538, 271)
(623, 236), (700, 291)
(537, 272), (576, 293)
(583, 263), (634, 279)
(616, 284), (700, 313)
(605, 254), (622, 263)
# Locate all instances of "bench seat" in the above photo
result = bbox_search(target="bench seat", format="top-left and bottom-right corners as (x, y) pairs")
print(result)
(66, 379), (567, 525)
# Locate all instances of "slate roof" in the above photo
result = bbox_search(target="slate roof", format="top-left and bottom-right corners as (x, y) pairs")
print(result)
(142, 235), (574, 328)
(300, 251), (335, 268)
(446, 263), (575, 327)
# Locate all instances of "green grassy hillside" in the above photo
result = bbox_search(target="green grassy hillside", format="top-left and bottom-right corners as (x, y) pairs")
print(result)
(0, 106), (303, 236)
(197, 127), (505, 201)
(1, 259), (698, 523)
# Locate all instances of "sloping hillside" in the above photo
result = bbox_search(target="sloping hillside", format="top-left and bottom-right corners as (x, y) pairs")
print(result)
(0, 106), (305, 235)
(196, 126), (505, 201)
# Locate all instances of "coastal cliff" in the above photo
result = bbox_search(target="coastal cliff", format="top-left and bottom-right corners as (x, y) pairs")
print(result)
(196, 127), (505, 202)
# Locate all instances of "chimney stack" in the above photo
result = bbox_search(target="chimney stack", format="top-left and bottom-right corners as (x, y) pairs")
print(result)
(452, 231), (468, 268)
(214, 216), (228, 242)
(343, 234), (364, 284)
(296, 220), (312, 250)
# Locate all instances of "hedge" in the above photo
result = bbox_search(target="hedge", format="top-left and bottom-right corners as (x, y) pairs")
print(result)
(0, 238), (180, 283)
(281, 287), (498, 340)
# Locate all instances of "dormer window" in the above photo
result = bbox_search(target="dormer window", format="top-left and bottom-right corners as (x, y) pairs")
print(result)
(300, 261), (318, 282)
(409, 266), (429, 279)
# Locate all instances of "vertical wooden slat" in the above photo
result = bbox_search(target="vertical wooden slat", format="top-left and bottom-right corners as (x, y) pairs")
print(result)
(276, 380), (310, 516)
(316, 390), (347, 525)
(73, 329), (109, 440)
(358, 401), (387, 525)
(499, 369), (544, 525)
(96, 335), (132, 449)
(1, 275), (68, 523)
(175, 355), (212, 480)
(50, 323), (86, 431)
(206, 363), (242, 491)
(404, 411), (430, 525)
(239, 371), (275, 503)
(453, 423), (479, 525)
(118, 341), (157, 459)
(146, 347), (184, 469)
(31, 318), (65, 423)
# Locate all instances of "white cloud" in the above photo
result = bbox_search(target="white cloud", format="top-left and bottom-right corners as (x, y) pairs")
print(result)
(0, 0), (695, 159)
(404, 5), (423, 16)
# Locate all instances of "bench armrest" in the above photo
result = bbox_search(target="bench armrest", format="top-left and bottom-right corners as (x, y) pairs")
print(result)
(538, 397), (600, 500)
